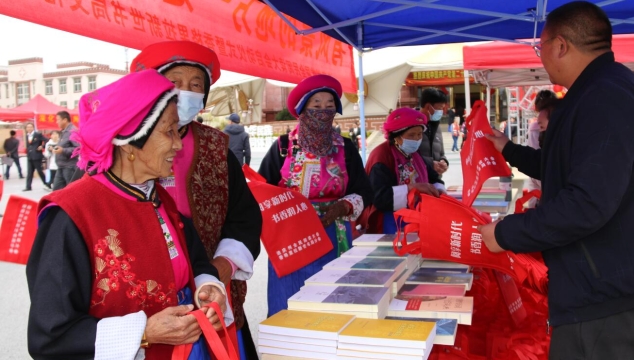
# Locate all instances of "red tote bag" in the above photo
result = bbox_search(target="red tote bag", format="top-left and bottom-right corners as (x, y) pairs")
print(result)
(461, 100), (512, 207)
(242, 165), (333, 277)
(393, 192), (527, 282)
(0, 195), (38, 265)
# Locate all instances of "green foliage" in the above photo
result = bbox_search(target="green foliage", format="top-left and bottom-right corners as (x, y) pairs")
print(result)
(275, 108), (296, 121)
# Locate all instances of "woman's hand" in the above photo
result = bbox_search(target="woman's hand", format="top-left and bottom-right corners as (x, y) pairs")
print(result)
(145, 304), (201, 345)
(408, 182), (440, 197)
(197, 285), (228, 331)
(318, 201), (351, 228)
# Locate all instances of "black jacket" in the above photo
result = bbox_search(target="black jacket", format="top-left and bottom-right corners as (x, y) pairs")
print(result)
(417, 121), (448, 166)
(3, 137), (19, 158)
(223, 123), (251, 166)
(26, 131), (46, 161)
(495, 52), (634, 326)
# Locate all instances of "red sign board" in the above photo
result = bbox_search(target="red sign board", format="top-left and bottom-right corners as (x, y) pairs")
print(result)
(0, 0), (356, 92)
(406, 69), (474, 86)
(36, 114), (79, 130)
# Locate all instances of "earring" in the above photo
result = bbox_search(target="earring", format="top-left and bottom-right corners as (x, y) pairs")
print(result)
(128, 153), (135, 162)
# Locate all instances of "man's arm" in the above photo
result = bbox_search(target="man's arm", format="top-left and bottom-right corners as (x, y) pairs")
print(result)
(243, 134), (251, 166)
(495, 86), (634, 253)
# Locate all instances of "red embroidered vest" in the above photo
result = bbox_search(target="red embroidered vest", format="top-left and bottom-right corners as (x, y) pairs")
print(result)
(187, 122), (247, 329)
(39, 176), (196, 360)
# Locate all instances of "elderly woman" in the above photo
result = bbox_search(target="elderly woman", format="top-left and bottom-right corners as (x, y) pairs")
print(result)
(27, 70), (232, 360)
(131, 41), (262, 358)
(361, 108), (445, 234)
(258, 74), (373, 317)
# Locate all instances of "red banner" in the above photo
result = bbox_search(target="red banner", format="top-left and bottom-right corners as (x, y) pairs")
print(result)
(0, 195), (38, 265)
(36, 113), (80, 130)
(460, 100), (511, 206)
(0, 0), (355, 92)
(406, 69), (474, 86)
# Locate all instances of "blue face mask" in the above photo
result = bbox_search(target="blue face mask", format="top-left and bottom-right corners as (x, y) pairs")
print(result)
(177, 90), (205, 127)
(430, 109), (443, 122)
(399, 138), (422, 154)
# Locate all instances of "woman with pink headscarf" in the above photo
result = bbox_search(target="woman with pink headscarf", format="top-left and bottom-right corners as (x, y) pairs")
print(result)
(360, 107), (446, 234)
(27, 70), (232, 360)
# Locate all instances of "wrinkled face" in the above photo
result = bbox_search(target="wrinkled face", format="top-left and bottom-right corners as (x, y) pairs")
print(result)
(305, 91), (335, 111)
(397, 126), (424, 145)
(134, 102), (183, 179)
(163, 65), (206, 95)
(537, 109), (550, 132)
(25, 124), (34, 133)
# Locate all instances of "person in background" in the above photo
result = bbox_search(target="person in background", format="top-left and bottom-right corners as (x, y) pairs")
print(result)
(3, 130), (23, 180)
(44, 131), (60, 189)
(23, 122), (50, 191)
(450, 118), (460, 152)
(479, 2), (634, 358)
(27, 70), (230, 360)
(51, 111), (80, 191)
(223, 113), (252, 166)
(333, 120), (342, 134)
(361, 108), (444, 234)
(258, 74), (373, 318)
(416, 88), (449, 176)
(131, 40), (262, 358)
(349, 121), (361, 150)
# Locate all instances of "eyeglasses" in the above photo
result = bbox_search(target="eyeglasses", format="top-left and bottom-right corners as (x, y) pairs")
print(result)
(533, 37), (555, 57)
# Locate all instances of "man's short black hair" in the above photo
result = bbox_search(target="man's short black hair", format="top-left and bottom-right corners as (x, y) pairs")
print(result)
(420, 88), (448, 107)
(545, 1), (612, 54)
(56, 110), (71, 121)
(10, 130), (16, 136)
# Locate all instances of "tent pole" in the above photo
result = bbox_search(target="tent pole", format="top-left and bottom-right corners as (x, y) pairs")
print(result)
(464, 70), (471, 115)
(357, 23), (367, 163)
(486, 85), (491, 123)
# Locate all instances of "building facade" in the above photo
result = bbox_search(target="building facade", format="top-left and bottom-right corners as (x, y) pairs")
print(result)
(0, 58), (126, 109)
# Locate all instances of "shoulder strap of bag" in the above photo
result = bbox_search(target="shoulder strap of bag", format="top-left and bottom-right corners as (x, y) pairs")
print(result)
(278, 134), (290, 158)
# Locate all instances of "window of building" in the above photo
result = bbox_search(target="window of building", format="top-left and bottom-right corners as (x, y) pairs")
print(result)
(88, 76), (97, 91)
(59, 79), (67, 94)
(60, 101), (67, 108)
(73, 77), (82, 93)
(4, 84), (8, 98)
(74, 100), (79, 108)
(45, 80), (53, 95)
(17, 83), (30, 105)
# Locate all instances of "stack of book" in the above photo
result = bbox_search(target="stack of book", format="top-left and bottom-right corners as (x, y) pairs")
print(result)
(287, 285), (391, 319)
(336, 318), (436, 360)
(258, 309), (355, 359)
(341, 245), (421, 270)
(386, 264), (475, 326)
(446, 183), (510, 214)
(351, 233), (418, 247)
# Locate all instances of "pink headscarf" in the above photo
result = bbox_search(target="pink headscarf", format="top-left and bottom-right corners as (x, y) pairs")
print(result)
(383, 108), (428, 139)
(72, 70), (178, 173)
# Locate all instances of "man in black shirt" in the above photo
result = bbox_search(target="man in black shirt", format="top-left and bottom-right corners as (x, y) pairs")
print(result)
(3, 130), (23, 179)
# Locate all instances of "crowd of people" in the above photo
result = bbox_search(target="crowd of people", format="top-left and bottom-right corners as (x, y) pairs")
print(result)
(19, 1), (634, 359)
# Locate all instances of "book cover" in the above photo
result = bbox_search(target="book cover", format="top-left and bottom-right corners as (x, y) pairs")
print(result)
(405, 272), (473, 290)
(352, 233), (418, 247)
(336, 342), (428, 356)
(419, 260), (471, 270)
(338, 318), (435, 350)
(388, 296), (473, 325)
(415, 267), (470, 274)
(304, 269), (397, 287)
(258, 309), (355, 340)
(399, 283), (466, 297)
(324, 256), (406, 273)
(336, 349), (430, 360)
(385, 317), (458, 345)
(287, 286), (390, 313)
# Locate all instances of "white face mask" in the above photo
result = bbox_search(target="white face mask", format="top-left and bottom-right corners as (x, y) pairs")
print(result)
(177, 90), (204, 127)
(399, 138), (422, 154)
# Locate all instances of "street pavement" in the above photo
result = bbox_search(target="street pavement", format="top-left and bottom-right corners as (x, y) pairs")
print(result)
(0, 131), (464, 359)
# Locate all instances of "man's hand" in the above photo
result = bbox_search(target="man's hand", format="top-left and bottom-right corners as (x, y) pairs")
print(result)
(483, 129), (510, 153)
(433, 161), (448, 174)
(53, 146), (63, 155)
(477, 221), (505, 253)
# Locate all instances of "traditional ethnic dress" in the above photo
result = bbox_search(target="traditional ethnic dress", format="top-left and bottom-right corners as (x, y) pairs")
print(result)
(27, 172), (218, 360)
(362, 141), (443, 234)
(258, 127), (373, 317)
(159, 121), (262, 359)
